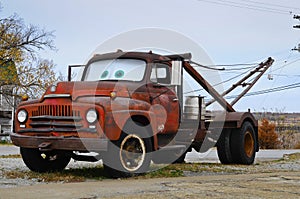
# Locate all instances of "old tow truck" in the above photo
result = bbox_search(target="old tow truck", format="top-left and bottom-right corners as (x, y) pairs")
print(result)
(10, 51), (274, 177)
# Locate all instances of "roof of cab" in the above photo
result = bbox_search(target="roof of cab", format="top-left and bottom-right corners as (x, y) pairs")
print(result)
(87, 50), (191, 65)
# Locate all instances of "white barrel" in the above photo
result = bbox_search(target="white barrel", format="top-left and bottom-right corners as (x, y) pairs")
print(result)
(184, 96), (203, 120)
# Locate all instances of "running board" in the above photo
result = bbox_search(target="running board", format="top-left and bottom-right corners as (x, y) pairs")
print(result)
(71, 153), (101, 162)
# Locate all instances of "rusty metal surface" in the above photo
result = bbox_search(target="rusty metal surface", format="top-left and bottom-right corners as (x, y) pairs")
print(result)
(13, 51), (263, 154)
(13, 51), (179, 151)
(10, 132), (108, 152)
(15, 97), (105, 139)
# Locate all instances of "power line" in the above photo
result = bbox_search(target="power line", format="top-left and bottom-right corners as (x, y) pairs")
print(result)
(240, 0), (300, 11)
(272, 58), (300, 73)
(235, 72), (300, 78)
(184, 55), (300, 95)
(197, 0), (294, 15)
(218, 0), (292, 13)
(271, 74), (300, 77)
(225, 82), (300, 99)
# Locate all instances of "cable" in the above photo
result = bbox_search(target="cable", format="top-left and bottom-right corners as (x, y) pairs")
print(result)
(270, 74), (300, 77)
(240, 0), (300, 11)
(185, 56), (300, 95)
(225, 82), (300, 99)
(223, 66), (255, 71)
(218, 0), (292, 13)
(197, 0), (293, 15)
(272, 58), (300, 73)
(192, 61), (255, 71)
(190, 61), (225, 71)
(209, 63), (259, 67)
(184, 62), (259, 94)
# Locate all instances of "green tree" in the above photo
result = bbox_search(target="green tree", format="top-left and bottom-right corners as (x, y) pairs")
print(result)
(0, 8), (58, 102)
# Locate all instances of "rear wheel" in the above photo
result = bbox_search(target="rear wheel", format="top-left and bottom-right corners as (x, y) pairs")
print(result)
(217, 130), (234, 164)
(20, 148), (71, 172)
(103, 122), (152, 178)
(230, 122), (256, 165)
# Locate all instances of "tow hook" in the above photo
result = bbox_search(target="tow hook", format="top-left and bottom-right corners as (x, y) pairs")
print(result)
(38, 142), (52, 152)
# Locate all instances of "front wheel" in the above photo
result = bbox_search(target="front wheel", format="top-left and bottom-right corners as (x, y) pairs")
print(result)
(103, 122), (152, 178)
(20, 148), (71, 172)
(230, 122), (257, 165)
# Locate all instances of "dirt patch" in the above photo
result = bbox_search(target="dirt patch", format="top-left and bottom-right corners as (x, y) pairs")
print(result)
(0, 153), (299, 198)
(0, 172), (299, 199)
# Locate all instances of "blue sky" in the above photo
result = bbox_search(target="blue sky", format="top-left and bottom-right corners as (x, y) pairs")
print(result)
(1, 0), (300, 112)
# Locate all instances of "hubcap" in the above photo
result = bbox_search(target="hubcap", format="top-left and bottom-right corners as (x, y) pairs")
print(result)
(244, 131), (254, 158)
(120, 134), (146, 172)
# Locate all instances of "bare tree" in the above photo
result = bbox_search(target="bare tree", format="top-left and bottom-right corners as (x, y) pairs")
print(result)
(0, 11), (58, 102)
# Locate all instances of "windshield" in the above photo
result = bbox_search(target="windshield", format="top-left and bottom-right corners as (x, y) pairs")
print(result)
(84, 59), (146, 81)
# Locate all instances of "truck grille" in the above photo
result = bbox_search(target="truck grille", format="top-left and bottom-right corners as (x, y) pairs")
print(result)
(32, 105), (80, 117)
(20, 105), (96, 133)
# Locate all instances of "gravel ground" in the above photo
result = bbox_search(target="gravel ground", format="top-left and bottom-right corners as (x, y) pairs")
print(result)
(1, 171), (300, 199)
(0, 148), (300, 198)
(0, 148), (300, 189)
(0, 158), (104, 188)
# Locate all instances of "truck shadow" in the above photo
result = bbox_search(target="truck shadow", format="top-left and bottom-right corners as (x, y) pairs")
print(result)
(5, 162), (258, 182)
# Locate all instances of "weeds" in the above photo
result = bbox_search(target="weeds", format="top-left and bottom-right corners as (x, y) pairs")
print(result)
(0, 139), (12, 145)
(3, 166), (107, 183)
(2, 153), (300, 183)
(0, 154), (21, 158)
(3, 163), (245, 183)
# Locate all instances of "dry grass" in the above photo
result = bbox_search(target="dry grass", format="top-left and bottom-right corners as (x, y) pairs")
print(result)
(0, 154), (21, 159)
(2, 153), (300, 182)
(3, 163), (256, 182)
(294, 141), (300, 149)
(3, 166), (106, 183)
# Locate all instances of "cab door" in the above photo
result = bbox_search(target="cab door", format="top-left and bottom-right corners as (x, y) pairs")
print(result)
(148, 63), (180, 134)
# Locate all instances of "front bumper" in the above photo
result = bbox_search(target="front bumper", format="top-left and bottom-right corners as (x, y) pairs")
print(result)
(10, 132), (108, 152)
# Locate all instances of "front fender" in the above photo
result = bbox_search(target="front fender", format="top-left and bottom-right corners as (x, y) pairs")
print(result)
(105, 110), (157, 141)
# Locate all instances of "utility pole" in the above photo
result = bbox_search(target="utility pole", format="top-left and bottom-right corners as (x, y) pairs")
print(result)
(292, 15), (300, 52)
(292, 44), (300, 52)
(294, 15), (300, 28)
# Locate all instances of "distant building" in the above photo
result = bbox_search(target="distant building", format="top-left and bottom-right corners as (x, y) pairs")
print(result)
(0, 59), (19, 135)
(0, 85), (14, 135)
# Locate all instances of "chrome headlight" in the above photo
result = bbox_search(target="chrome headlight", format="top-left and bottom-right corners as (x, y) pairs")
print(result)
(17, 110), (28, 123)
(86, 109), (98, 124)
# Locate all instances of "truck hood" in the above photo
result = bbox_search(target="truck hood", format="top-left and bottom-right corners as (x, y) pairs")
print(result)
(42, 81), (130, 101)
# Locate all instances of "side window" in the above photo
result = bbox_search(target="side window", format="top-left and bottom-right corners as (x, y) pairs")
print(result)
(150, 63), (171, 85)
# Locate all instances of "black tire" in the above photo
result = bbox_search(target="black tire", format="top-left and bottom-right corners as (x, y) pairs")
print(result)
(217, 130), (234, 164)
(20, 148), (71, 172)
(230, 122), (256, 165)
(103, 122), (152, 178)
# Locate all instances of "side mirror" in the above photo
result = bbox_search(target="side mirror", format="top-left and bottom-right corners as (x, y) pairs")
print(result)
(68, 65), (85, 81)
